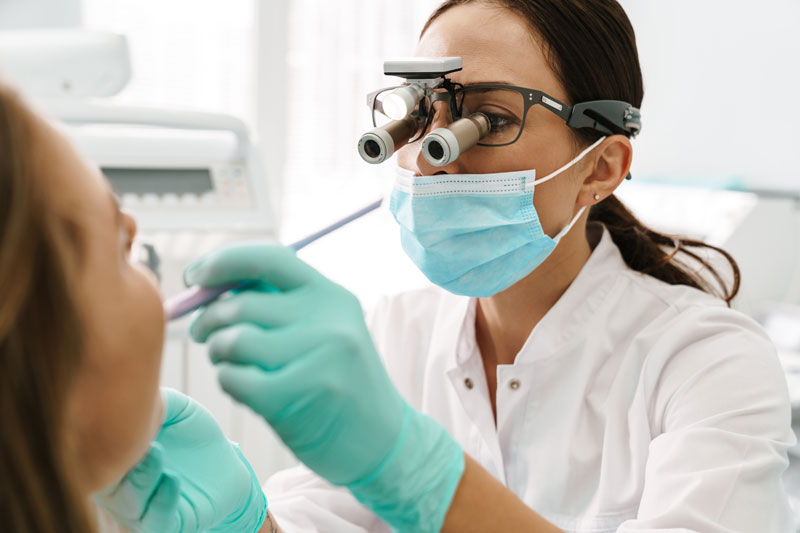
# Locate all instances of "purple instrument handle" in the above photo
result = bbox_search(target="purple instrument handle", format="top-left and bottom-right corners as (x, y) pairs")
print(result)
(162, 198), (382, 322)
(163, 282), (242, 321)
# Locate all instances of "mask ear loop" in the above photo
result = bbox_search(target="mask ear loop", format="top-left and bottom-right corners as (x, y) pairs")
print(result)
(530, 136), (606, 188)
(551, 205), (587, 244)
(534, 136), (606, 242)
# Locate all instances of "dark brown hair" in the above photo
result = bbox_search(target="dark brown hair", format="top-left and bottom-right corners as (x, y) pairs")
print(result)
(424, 0), (740, 304)
(0, 85), (92, 531)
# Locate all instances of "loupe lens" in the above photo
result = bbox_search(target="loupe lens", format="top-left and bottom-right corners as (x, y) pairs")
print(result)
(363, 139), (382, 159)
(427, 140), (444, 161)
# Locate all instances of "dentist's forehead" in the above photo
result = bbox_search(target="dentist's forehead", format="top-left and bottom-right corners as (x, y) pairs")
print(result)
(416, 2), (566, 101)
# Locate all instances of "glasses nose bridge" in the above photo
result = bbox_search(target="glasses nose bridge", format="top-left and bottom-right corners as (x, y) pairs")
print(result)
(426, 92), (457, 129)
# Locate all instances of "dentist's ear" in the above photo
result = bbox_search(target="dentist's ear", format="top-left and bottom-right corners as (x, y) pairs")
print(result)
(577, 135), (632, 206)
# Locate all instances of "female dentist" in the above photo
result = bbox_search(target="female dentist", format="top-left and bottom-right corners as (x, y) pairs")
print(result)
(101, 0), (795, 531)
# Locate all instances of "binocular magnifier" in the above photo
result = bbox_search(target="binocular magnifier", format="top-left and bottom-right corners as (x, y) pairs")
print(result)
(357, 56), (642, 168)
(358, 57), (489, 167)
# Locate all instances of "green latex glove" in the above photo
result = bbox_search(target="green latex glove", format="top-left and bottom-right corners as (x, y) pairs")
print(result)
(186, 244), (464, 532)
(96, 388), (266, 533)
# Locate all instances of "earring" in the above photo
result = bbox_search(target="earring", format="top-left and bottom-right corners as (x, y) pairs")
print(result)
(593, 193), (601, 201)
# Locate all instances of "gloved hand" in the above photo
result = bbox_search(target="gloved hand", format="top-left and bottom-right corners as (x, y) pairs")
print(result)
(185, 244), (465, 533)
(96, 388), (267, 533)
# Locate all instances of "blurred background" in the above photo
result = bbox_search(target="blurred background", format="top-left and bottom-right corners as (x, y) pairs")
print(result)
(1, 0), (799, 523)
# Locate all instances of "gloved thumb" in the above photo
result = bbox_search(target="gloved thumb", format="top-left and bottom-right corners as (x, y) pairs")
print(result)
(160, 387), (193, 429)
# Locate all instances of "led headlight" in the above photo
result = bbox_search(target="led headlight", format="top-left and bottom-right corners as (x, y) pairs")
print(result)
(381, 84), (425, 120)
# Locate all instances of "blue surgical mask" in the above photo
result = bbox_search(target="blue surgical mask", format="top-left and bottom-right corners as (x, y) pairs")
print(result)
(389, 137), (605, 297)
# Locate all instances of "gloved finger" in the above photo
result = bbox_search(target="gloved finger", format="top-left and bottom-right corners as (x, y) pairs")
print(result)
(189, 290), (307, 343)
(216, 362), (310, 423)
(207, 323), (320, 369)
(136, 473), (181, 533)
(174, 486), (202, 532)
(216, 344), (337, 415)
(183, 243), (319, 291)
(102, 444), (167, 522)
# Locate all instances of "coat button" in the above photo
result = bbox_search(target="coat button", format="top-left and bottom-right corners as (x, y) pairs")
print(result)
(509, 379), (521, 390)
(464, 377), (474, 390)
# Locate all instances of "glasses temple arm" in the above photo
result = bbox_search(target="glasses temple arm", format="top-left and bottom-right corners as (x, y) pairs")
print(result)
(567, 100), (641, 137)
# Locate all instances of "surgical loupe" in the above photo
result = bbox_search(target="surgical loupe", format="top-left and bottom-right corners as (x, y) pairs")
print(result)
(422, 112), (490, 167)
(357, 74), (435, 164)
(358, 57), (464, 165)
(357, 115), (421, 165)
(357, 56), (642, 168)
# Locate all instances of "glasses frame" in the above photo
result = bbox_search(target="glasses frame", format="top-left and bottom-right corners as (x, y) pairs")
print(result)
(366, 79), (641, 148)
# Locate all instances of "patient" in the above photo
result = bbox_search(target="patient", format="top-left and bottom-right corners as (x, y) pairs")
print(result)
(0, 84), (276, 532)
(0, 82), (165, 530)
(0, 80), (164, 532)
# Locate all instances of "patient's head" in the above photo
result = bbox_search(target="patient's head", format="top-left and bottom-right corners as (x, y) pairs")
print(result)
(0, 85), (165, 530)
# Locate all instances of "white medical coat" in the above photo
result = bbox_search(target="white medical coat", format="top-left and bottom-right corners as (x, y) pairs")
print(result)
(266, 225), (796, 532)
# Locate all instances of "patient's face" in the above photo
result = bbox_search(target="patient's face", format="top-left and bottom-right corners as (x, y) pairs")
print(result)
(34, 117), (166, 494)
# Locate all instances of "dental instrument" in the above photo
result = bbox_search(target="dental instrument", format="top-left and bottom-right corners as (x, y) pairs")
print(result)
(163, 199), (382, 321)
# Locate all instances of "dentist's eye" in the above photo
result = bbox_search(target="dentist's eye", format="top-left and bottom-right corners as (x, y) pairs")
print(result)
(485, 113), (515, 133)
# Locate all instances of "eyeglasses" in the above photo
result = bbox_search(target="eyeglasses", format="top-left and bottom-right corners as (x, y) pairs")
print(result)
(367, 80), (640, 147)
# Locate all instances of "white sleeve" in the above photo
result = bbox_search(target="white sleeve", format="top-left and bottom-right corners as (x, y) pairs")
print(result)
(618, 310), (797, 532)
(265, 464), (390, 533)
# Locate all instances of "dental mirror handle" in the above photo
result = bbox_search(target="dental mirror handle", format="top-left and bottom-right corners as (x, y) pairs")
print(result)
(163, 198), (383, 321)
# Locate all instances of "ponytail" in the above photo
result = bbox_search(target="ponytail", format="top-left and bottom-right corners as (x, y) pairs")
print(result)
(589, 194), (740, 305)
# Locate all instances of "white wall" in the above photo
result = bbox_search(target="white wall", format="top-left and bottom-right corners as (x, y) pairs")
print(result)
(619, 0), (800, 192)
(616, 0), (800, 311)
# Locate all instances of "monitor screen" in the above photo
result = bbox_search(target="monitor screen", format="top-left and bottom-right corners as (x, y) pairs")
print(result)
(103, 168), (214, 196)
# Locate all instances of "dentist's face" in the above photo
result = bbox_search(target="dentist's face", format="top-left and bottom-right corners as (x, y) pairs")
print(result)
(397, 2), (584, 237)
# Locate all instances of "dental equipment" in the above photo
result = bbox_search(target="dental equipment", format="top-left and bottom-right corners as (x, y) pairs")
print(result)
(53, 101), (274, 233)
(0, 29), (130, 99)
